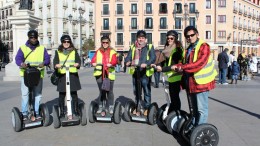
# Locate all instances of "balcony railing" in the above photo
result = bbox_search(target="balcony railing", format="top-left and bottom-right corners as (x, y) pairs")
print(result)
(115, 10), (124, 15)
(159, 10), (168, 14)
(238, 24), (242, 29)
(101, 11), (110, 15)
(248, 26), (251, 31)
(144, 25), (153, 29)
(233, 22), (237, 28)
(144, 10), (153, 15)
(173, 25), (182, 29)
(233, 6), (238, 13)
(115, 26), (124, 31)
(248, 13), (252, 18)
(129, 10), (139, 15)
(243, 25), (247, 30)
(115, 41), (124, 46)
(159, 25), (168, 30)
(101, 26), (110, 31)
(238, 8), (243, 14)
(129, 25), (139, 30)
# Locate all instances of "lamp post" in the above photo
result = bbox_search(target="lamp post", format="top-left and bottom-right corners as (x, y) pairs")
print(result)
(173, 3), (199, 48)
(68, 7), (93, 65)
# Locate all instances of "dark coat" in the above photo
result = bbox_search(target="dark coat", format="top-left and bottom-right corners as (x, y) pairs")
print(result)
(53, 50), (81, 92)
(231, 61), (240, 75)
(217, 51), (229, 69)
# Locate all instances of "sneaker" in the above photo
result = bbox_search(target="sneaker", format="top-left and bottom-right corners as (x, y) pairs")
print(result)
(36, 114), (42, 120)
(222, 82), (229, 85)
(109, 106), (114, 115)
(217, 82), (222, 84)
(132, 109), (137, 115)
(23, 115), (28, 121)
(96, 105), (102, 114)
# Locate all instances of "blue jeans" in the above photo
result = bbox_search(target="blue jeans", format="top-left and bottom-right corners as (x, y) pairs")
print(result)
(21, 77), (43, 115)
(132, 75), (151, 109)
(153, 71), (160, 86)
(116, 64), (121, 73)
(190, 91), (209, 126)
(218, 68), (227, 83)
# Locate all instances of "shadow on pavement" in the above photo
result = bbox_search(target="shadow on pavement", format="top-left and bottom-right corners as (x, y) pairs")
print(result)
(209, 96), (260, 119)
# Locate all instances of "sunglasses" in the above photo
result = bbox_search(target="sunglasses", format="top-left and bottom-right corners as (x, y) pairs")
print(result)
(185, 33), (196, 39)
(102, 42), (109, 44)
(63, 41), (71, 44)
(167, 37), (174, 40)
(29, 36), (37, 39)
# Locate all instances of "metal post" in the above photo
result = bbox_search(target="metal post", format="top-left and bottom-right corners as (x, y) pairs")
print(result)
(79, 15), (83, 65)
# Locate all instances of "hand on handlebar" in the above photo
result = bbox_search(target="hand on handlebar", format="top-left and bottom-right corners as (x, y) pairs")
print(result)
(55, 64), (62, 69)
(141, 63), (147, 68)
(126, 61), (131, 67)
(38, 63), (44, 68)
(20, 63), (27, 68)
(156, 66), (162, 72)
(92, 63), (96, 67)
(107, 63), (112, 67)
(74, 63), (79, 67)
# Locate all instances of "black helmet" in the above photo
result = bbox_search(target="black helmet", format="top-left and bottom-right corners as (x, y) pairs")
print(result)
(60, 35), (72, 43)
(27, 30), (38, 38)
(136, 30), (146, 38)
(166, 30), (178, 40)
(101, 35), (110, 42)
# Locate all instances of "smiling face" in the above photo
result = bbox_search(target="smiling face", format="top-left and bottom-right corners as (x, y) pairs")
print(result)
(101, 39), (110, 49)
(167, 35), (176, 45)
(137, 36), (146, 45)
(28, 36), (38, 45)
(185, 30), (198, 44)
(62, 39), (71, 48)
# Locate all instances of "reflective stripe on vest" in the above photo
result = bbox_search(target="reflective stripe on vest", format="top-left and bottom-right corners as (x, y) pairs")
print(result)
(129, 44), (154, 77)
(193, 39), (217, 84)
(58, 50), (77, 74)
(164, 48), (182, 83)
(93, 49), (116, 80)
(19, 45), (45, 78)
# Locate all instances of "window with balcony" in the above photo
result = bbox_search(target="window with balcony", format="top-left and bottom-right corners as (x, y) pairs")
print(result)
(131, 33), (136, 44)
(189, 3), (196, 13)
(131, 4), (137, 14)
(103, 4), (109, 15)
(146, 3), (152, 14)
(131, 18), (137, 29)
(10, 9), (12, 16)
(206, 15), (211, 24)
(145, 18), (153, 29)
(218, 0), (226, 7)
(206, 31), (211, 39)
(174, 3), (182, 13)
(189, 17), (196, 26)
(218, 30), (226, 38)
(160, 33), (166, 45)
(2, 11), (4, 19)
(160, 17), (167, 29)
(175, 18), (182, 29)
(117, 4), (123, 14)
(206, 0), (211, 9)
(103, 18), (109, 30)
(117, 33), (123, 45)
(218, 15), (226, 23)
(117, 18), (123, 30)
(159, 3), (167, 14)
(146, 33), (152, 44)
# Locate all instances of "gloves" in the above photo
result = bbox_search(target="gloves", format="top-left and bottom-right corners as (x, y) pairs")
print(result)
(20, 63), (27, 68)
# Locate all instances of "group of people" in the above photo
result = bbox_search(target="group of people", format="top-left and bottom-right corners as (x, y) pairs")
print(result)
(218, 48), (258, 85)
(16, 26), (217, 127)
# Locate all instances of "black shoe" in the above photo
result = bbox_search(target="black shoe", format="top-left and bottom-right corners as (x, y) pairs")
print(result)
(23, 115), (28, 121)
(155, 85), (159, 88)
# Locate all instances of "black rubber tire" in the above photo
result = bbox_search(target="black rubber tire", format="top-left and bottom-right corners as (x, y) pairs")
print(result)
(52, 105), (61, 129)
(165, 111), (179, 134)
(190, 124), (219, 146)
(88, 101), (98, 123)
(79, 102), (87, 126)
(147, 103), (158, 125)
(11, 107), (22, 132)
(113, 101), (122, 124)
(157, 104), (167, 124)
(39, 104), (50, 127)
(123, 100), (135, 122)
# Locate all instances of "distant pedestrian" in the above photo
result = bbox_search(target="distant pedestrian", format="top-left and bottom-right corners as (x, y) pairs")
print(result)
(217, 48), (229, 84)
(227, 51), (235, 80)
(230, 58), (240, 84)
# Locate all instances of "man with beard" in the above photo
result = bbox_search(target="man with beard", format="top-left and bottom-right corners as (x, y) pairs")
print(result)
(15, 30), (50, 121)
(125, 30), (156, 116)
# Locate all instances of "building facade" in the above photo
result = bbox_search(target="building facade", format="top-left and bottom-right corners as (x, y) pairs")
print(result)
(95, 0), (260, 59)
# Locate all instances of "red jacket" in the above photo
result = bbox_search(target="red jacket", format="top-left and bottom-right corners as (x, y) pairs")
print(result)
(91, 48), (117, 74)
(178, 42), (215, 93)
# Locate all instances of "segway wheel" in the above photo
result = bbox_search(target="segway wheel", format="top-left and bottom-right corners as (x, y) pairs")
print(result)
(39, 104), (50, 127)
(157, 104), (167, 124)
(88, 101), (98, 123)
(147, 103), (158, 125)
(190, 124), (219, 146)
(11, 107), (22, 132)
(165, 111), (185, 134)
(123, 100), (135, 122)
(79, 102), (87, 126)
(113, 101), (122, 124)
(52, 105), (61, 129)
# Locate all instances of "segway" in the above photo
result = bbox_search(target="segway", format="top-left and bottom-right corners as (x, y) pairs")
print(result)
(52, 64), (87, 128)
(123, 66), (158, 125)
(157, 73), (188, 134)
(11, 64), (50, 132)
(88, 64), (122, 124)
(166, 91), (219, 146)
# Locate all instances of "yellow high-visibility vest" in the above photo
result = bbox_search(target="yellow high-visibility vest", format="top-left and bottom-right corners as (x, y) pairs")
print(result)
(58, 50), (77, 74)
(192, 39), (217, 84)
(93, 49), (116, 80)
(128, 44), (154, 77)
(164, 48), (183, 83)
(19, 45), (45, 78)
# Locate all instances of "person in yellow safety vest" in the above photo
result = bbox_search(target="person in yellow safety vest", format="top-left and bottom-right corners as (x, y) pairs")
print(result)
(91, 36), (117, 116)
(15, 30), (50, 121)
(171, 26), (217, 126)
(53, 35), (81, 120)
(152, 30), (184, 113)
(125, 30), (156, 116)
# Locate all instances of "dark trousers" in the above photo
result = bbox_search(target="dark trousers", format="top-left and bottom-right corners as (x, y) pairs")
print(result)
(59, 91), (78, 115)
(123, 62), (127, 73)
(168, 81), (181, 112)
(96, 76), (114, 107)
(227, 66), (232, 79)
(153, 71), (161, 86)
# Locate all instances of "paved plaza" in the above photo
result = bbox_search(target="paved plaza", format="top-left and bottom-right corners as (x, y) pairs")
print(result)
(0, 67), (260, 146)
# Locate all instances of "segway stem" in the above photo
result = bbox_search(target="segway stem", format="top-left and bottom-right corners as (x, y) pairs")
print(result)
(65, 64), (73, 116)
(135, 66), (142, 113)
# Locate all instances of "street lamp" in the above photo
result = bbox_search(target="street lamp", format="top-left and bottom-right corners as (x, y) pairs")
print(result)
(68, 7), (93, 65)
(173, 3), (199, 48)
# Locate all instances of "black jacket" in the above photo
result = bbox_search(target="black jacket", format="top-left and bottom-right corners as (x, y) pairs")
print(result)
(217, 51), (229, 69)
